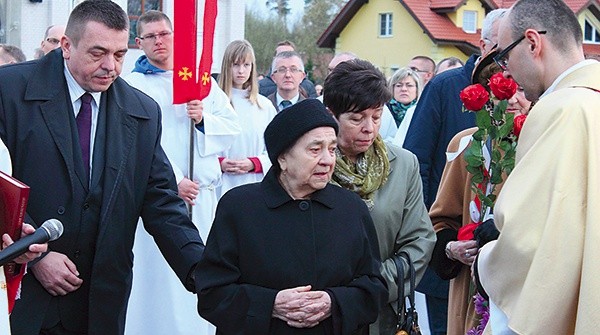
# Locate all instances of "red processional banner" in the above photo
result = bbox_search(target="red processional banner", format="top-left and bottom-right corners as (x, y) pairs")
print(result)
(173, 0), (218, 103)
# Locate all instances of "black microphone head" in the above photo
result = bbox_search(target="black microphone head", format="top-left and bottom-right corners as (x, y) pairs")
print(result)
(40, 219), (64, 241)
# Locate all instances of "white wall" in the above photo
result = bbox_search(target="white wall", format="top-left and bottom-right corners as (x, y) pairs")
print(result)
(18, 0), (71, 60)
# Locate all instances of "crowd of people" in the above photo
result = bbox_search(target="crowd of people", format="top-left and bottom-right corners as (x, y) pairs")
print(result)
(0, 0), (598, 334)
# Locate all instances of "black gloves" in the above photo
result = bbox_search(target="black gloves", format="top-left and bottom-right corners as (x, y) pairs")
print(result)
(473, 218), (500, 247)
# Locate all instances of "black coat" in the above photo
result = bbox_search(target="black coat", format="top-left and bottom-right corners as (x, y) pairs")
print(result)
(0, 49), (204, 335)
(195, 169), (387, 335)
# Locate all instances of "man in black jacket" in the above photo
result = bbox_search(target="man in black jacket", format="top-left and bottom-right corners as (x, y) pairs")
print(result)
(0, 1), (204, 334)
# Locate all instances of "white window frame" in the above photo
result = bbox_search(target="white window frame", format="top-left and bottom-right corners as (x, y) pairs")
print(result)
(462, 10), (477, 34)
(584, 19), (600, 44)
(379, 13), (393, 37)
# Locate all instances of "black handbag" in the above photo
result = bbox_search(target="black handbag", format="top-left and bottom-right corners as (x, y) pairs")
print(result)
(393, 251), (422, 335)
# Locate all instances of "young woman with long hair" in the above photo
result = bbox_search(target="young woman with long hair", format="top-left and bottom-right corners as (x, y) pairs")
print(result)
(218, 40), (277, 197)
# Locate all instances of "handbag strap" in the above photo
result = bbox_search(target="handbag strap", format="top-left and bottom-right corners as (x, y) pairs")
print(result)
(394, 251), (417, 310)
(393, 252), (406, 325)
(402, 251), (417, 314)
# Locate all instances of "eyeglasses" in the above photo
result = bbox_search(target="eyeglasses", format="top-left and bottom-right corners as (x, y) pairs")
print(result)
(138, 31), (173, 42)
(409, 67), (430, 74)
(494, 30), (547, 71)
(273, 66), (303, 75)
(45, 37), (60, 45)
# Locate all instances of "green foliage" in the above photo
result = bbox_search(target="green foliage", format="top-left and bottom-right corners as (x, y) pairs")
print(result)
(245, 8), (291, 75)
(266, 0), (291, 25)
(245, 0), (345, 83)
(463, 94), (518, 223)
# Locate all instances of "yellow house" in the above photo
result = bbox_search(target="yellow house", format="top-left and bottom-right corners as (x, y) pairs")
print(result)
(318, 0), (600, 76)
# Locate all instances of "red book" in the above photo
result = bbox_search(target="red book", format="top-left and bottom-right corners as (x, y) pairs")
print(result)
(0, 171), (29, 312)
(0, 171), (29, 273)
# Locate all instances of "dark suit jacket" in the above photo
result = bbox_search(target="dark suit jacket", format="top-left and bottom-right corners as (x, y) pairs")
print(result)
(0, 50), (204, 335)
(258, 75), (317, 98)
(266, 92), (306, 112)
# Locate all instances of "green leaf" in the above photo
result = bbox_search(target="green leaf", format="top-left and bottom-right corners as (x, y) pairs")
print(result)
(494, 100), (508, 120)
(491, 170), (504, 184)
(475, 109), (491, 129)
(466, 164), (480, 175)
(489, 126), (498, 139)
(472, 170), (484, 184)
(492, 148), (501, 162)
(482, 196), (495, 208)
(473, 129), (486, 141)
(499, 139), (512, 152)
(498, 120), (513, 138)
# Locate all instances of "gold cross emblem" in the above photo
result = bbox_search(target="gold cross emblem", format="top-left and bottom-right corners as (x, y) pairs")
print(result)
(201, 72), (210, 85)
(178, 67), (193, 81)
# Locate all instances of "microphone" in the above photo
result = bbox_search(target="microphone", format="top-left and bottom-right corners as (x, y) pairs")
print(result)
(0, 219), (64, 267)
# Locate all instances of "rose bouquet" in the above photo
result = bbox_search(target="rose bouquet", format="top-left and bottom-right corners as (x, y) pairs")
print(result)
(459, 73), (526, 335)
(459, 73), (522, 230)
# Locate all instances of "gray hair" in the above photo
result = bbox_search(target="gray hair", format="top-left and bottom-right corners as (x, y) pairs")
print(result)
(481, 8), (508, 41)
(0, 44), (26, 64)
(333, 51), (358, 59)
(388, 67), (423, 101)
(271, 51), (304, 73)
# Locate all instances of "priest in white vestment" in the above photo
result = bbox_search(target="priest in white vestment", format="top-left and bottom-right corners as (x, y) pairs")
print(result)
(475, 2), (600, 334)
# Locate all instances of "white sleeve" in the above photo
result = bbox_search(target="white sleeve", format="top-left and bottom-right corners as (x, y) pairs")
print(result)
(195, 80), (241, 157)
(379, 105), (398, 141)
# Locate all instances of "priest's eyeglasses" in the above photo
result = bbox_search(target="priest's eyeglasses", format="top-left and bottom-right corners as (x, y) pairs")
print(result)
(494, 30), (546, 71)
(139, 31), (173, 42)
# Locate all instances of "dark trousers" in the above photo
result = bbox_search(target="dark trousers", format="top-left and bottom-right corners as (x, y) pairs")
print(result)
(425, 294), (448, 335)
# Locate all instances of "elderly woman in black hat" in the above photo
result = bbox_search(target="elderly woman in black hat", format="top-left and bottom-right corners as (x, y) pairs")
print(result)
(195, 99), (387, 335)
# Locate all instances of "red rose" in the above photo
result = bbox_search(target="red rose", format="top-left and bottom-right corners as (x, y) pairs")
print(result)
(489, 73), (518, 100)
(513, 114), (527, 138)
(460, 84), (489, 111)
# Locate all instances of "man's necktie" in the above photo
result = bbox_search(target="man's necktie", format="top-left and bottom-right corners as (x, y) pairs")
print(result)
(77, 93), (92, 179)
(280, 100), (292, 111)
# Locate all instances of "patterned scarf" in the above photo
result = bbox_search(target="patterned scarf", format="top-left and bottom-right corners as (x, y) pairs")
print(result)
(387, 98), (416, 127)
(331, 136), (390, 210)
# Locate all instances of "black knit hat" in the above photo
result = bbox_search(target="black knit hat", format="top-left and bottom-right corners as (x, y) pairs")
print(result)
(264, 99), (339, 166)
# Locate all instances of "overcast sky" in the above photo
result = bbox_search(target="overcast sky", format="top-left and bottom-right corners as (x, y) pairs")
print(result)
(247, 0), (305, 22)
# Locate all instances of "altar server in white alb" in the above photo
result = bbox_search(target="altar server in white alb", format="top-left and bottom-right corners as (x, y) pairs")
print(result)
(217, 40), (277, 198)
(123, 10), (239, 335)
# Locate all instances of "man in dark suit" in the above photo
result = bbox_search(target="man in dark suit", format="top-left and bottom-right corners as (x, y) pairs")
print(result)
(0, 1), (204, 334)
(258, 40), (317, 99)
(266, 51), (307, 112)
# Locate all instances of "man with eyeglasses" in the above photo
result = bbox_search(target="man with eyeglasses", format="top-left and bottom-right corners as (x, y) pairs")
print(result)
(258, 40), (318, 99)
(475, 1), (600, 334)
(266, 51), (308, 112)
(124, 9), (239, 335)
(407, 55), (436, 86)
(401, 8), (507, 335)
(40, 24), (65, 56)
